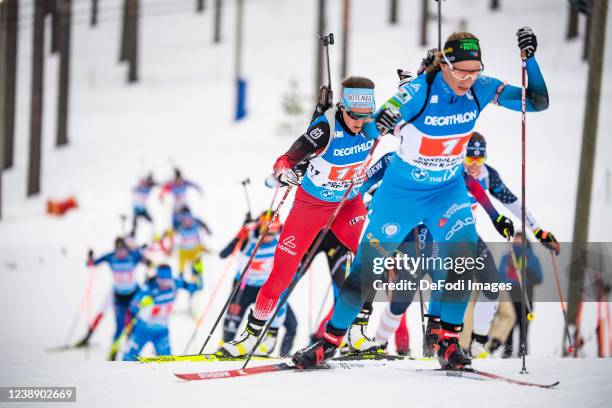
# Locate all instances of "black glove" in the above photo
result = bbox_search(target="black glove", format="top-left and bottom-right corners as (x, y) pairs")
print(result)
(375, 108), (401, 135)
(396, 69), (414, 87)
(534, 228), (560, 255)
(494, 215), (515, 239)
(517, 27), (537, 58)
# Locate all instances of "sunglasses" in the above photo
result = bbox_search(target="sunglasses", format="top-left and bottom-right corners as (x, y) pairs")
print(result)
(441, 51), (484, 81)
(464, 156), (486, 165)
(342, 105), (373, 120)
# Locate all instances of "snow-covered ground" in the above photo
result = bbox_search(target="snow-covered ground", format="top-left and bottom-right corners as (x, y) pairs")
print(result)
(1, 0), (611, 406)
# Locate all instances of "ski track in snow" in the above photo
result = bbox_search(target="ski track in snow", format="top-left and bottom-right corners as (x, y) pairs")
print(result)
(1, 358), (611, 408)
(1, 0), (611, 406)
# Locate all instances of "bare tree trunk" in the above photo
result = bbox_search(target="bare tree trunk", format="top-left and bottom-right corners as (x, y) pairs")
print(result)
(389, 0), (398, 24)
(120, 0), (129, 61)
(91, 0), (99, 27)
(567, 4), (579, 39)
(0, 0), (6, 219)
(2, 0), (18, 170)
(127, 0), (139, 82)
(197, 0), (205, 13)
(48, 0), (61, 54)
(315, 0), (326, 99)
(583, 10), (592, 60)
(340, 0), (350, 79)
(213, 0), (222, 43)
(28, 0), (46, 196)
(57, 0), (71, 146)
(420, 0), (428, 47)
(568, 0), (609, 341)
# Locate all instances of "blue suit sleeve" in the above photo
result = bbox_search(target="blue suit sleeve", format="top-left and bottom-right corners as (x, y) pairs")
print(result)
(360, 153), (393, 195)
(473, 57), (549, 112)
(197, 219), (212, 235)
(187, 180), (202, 193)
(176, 277), (201, 293)
(93, 253), (112, 266)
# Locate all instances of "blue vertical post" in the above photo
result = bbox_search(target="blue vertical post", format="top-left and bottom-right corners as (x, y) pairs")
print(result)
(234, 0), (246, 121)
(235, 77), (247, 120)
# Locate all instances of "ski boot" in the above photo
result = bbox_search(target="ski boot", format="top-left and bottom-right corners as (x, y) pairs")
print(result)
(469, 332), (490, 359)
(424, 316), (442, 358)
(217, 311), (265, 357)
(292, 326), (345, 369)
(488, 338), (502, 353)
(438, 323), (472, 369)
(397, 347), (412, 358)
(254, 327), (278, 356)
(346, 306), (384, 354)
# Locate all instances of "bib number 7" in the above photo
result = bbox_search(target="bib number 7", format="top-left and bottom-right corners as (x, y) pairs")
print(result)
(419, 134), (471, 156)
(328, 163), (365, 181)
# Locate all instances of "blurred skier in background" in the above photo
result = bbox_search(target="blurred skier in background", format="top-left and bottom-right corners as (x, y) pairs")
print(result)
(218, 211), (298, 356)
(499, 232), (543, 358)
(462, 131), (559, 358)
(123, 264), (201, 360)
(87, 237), (152, 341)
(159, 168), (203, 229)
(131, 173), (157, 236)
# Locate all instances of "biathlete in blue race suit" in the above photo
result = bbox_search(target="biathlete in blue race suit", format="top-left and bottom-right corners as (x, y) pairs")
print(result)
(293, 28), (549, 369)
(123, 264), (201, 360)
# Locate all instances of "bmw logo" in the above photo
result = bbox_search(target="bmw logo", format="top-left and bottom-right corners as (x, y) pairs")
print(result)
(411, 168), (429, 181)
(382, 223), (400, 237)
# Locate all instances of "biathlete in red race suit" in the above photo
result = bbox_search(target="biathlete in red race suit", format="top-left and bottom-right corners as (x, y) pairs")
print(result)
(219, 76), (380, 357)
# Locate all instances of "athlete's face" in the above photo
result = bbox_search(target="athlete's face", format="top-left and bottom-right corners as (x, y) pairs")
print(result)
(463, 156), (484, 177)
(157, 277), (174, 290)
(341, 106), (373, 134)
(181, 216), (193, 227)
(115, 248), (128, 259)
(441, 60), (483, 96)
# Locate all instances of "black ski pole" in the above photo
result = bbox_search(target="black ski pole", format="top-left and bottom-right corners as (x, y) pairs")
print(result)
(197, 186), (292, 354)
(313, 33), (335, 119)
(412, 227), (427, 356)
(240, 178), (252, 220)
(435, 0), (443, 50)
(519, 47), (529, 374)
(242, 138), (382, 369)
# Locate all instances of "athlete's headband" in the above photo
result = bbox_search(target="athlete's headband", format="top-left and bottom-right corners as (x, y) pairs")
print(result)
(342, 88), (376, 110)
(442, 38), (482, 64)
